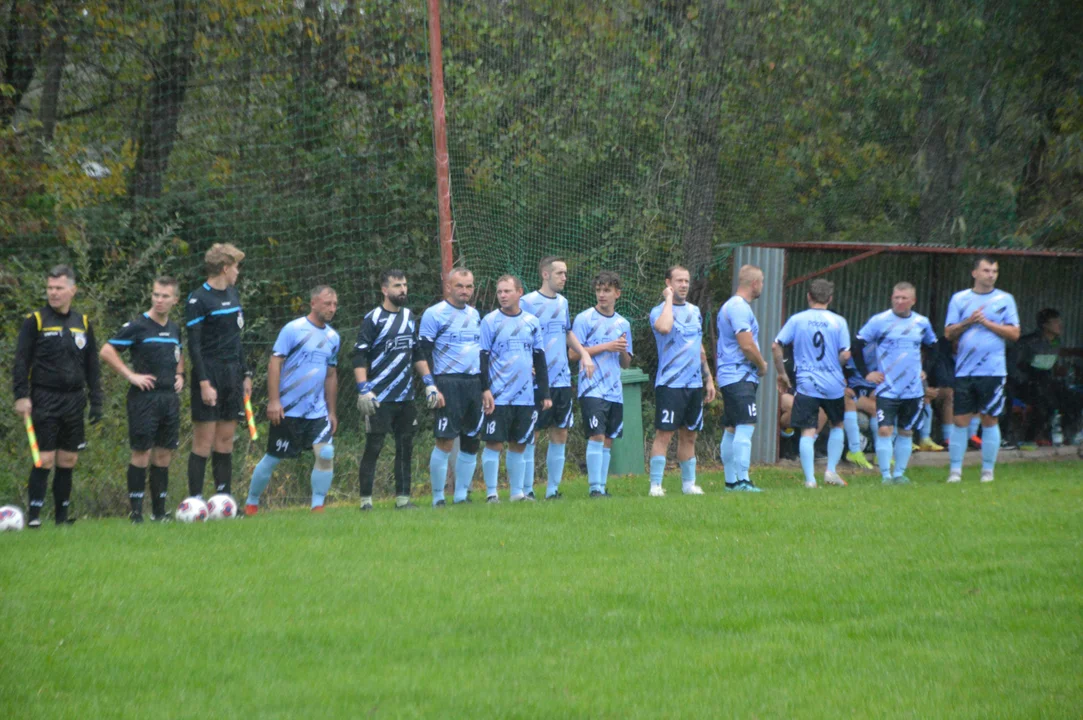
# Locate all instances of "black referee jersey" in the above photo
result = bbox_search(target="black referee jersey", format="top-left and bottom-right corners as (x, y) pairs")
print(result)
(184, 282), (247, 382)
(352, 306), (423, 403)
(107, 313), (183, 391)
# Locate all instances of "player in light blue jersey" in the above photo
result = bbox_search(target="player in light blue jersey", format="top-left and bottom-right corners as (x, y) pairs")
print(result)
(419, 268), (485, 505)
(944, 256), (1020, 483)
(647, 266), (717, 496)
(772, 279), (851, 488)
(480, 275), (552, 501)
(715, 265), (768, 492)
(246, 286), (340, 513)
(571, 271), (633, 497)
(520, 256), (595, 499)
(855, 282), (938, 484)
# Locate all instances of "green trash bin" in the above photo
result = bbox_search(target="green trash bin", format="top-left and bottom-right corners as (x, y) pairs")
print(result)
(608, 367), (650, 476)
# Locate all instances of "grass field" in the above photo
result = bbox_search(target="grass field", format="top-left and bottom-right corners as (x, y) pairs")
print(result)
(1, 461), (1081, 719)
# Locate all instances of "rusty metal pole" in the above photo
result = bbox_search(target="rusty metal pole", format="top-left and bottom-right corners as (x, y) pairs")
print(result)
(426, 0), (454, 280)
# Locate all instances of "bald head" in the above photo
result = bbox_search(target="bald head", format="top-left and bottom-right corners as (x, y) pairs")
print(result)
(736, 264), (764, 301)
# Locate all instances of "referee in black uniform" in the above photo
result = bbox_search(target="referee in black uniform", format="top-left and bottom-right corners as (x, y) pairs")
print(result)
(12, 264), (103, 528)
(184, 243), (251, 498)
(100, 277), (184, 522)
(353, 269), (441, 510)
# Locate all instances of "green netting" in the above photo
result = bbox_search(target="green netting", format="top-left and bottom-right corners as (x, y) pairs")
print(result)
(1, 0), (1081, 512)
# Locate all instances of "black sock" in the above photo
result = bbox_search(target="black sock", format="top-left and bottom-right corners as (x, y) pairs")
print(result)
(394, 434), (414, 497)
(27, 467), (50, 520)
(127, 464), (147, 516)
(359, 435), (385, 497)
(188, 453), (207, 497)
(211, 451), (232, 495)
(53, 467), (73, 523)
(149, 465), (169, 516)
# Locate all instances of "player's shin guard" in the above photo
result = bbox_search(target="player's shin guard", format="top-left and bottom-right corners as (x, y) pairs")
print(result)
(980, 424), (1000, 472)
(586, 440), (604, 493)
(799, 436), (816, 484)
(211, 451), (232, 495)
(601, 446), (611, 491)
(187, 453), (208, 498)
(310, 467), (333, 508)
(949, 424), (968, 472)
(27, 466), (50, 521)
(127, 464), (147, 516)
(429, 447), (450, 504)
(506, 449), (526, 497)
(894, 434), (913, 477)
(844, 411), (862, 454)
(454, 451), (478, 502)
(680, 458), (697, 491)
(545, 442), (566, 497)
(721, 430), (736, 487)
(149, 465), (169, 517)
(394, 434), (413, 497)
(52, 467), (73, 523)
(523, 442), (535, 492)
(733, 425), (755, 482)
(875, 435), (893, 480)
(482, 447), (501, 498)
(649, 455), (665, 488)
(826, 427), (844, 474)
(246, 455), (280, 506)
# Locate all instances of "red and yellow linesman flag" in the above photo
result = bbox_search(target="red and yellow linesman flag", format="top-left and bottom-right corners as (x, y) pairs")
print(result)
(24, 415), (41, 468)
(244, 395), (259, 440)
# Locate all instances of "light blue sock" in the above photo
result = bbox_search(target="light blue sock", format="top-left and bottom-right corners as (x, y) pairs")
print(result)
(455, 452), (478, 502)
(586, 440), (604, 492)
(523, 442), (535, 494)
(649, 455), (665, 488)
(545, 442), (566, 497)
(680, 458), (696, 490)
(506, 449), (525, 497)
(246, 455), (280, 506)
(870, 412), (879, 437)
(826, 427), (844, 473)
(949, 424), (968, 472)
(734, 424), (755, 482)
(721, 430), (736, 486)
(941, 420), (952, 444)
(481, 448), (500, 498)
(968, 416), (980, 438)
(843, 411), (861, 453)
(429, 447), (450, 504)
(601, 447), (611, 490)
(799, 436), (816, 484)
(310, 468), (333, 508)
(894, 434), (913, 477)
(875, 435), (893, 479)
(981, 423), (1000, 472)
(917, 404), (934, 442)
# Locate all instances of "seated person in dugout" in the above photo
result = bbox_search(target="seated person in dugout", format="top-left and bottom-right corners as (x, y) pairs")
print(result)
(1015, 308), (1081, 443)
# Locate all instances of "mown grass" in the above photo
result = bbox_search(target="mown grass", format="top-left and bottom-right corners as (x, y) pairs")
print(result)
(1, 462), (1080, 719)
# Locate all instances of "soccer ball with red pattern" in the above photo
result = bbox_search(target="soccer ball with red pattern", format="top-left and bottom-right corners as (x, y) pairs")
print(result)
(0, 505), (25, 532)
(176, 497), (209, 523)
(206, 494), (238, 520)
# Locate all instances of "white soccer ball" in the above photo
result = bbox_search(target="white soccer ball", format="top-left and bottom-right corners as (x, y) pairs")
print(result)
(0, 505), (25, 532)
(206, 494), (238, 521)
(176, 497), (209, 523)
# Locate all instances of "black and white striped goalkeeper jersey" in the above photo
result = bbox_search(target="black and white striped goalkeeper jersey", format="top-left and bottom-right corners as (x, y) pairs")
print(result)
(351, 306), (423, 403)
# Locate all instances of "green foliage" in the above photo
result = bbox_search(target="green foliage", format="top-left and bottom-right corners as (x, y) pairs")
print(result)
(1, 464), (1080, 718)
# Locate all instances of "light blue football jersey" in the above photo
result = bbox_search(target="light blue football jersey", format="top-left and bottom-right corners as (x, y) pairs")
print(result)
(272, 317), (340, 419)
(573, 307), (633, 402)
(480, 309), (544, 406)
(857, 310), (938, 399)
(419, 300), (482, 376)
(650, 302), (703, 389)
(715, 295), (761, 387)
(945, 289), (1019, 377)
(520, 290), (572, 388)
(775, 308), (850, 399)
